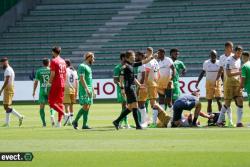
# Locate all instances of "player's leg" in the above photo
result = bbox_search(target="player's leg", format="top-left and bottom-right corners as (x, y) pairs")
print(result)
(3, 92), (23, 127)
(207, 99), (212, 114)
(171, 102), (183, 127)
(235, 94), (244, 127)
(165, 82), (173, 110)
(39, 103), (46, 127)
(49, 108), (55, 127)
(81, 104), (91, 129)
(214, 80), (222, 112)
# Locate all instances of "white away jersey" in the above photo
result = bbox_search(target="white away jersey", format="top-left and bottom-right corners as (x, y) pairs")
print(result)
(203, 59), (220, 82)
(65, 68), (78, 88)
(4, 66), (15, 86)
(158, 57), (173, 77)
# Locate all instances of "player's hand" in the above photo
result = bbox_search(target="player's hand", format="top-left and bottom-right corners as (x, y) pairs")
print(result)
(121, 90), (126, 99)
(93, 92), (97, 99)
(86, 89), (92, 98)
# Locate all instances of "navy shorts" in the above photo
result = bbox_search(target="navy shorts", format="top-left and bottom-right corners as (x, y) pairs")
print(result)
(173, 100), (196, 121)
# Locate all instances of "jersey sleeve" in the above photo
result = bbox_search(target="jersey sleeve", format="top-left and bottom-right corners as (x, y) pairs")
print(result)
(202, 61), (207, 71)
(113, 66), (120, 77)
(219, 56), (224, 67)
(78, 65), (86, 77)
(50, 59), (56, 71)
(180, 61), (186, 70)
(4, 68), (11, 77)
(225, 59), (231, 70)
(35, 70), (39, 81)
(120, 66), (125, 76)
(241, 65), (247, 78)
(168, 58), (174, 67)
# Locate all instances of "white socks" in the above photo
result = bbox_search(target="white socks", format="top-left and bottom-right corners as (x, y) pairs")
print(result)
(237, 107), (243, 124)
(160, 104), (165, 111)
(227, 107), (233, 124)
(11, 109), (22, 119)
(5, 113), (10, 126)
(217, 105), (227, 123)
(152, 108), (158, 124)
(139, 107), (147, 124)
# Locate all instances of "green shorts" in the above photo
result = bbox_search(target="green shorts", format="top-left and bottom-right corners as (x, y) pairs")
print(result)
(39, 92), (48, 104)
(172, 82), (181, 101)
(117, 87), (126, 103)
(79, 90), (93, 105)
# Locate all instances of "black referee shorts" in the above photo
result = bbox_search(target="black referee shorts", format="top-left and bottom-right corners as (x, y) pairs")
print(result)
(125, 85), (137, 104)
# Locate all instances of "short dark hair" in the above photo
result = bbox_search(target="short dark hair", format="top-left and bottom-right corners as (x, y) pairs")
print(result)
(136, 51), (145, 57)
(52, 46), (61, 55)
(170, 48), (179, 55)
(235, 45), (243, 52)
(242, 51), (250, 57)
(42, 58), (49, 66)
(120, 53), (126, 60)
(65, 59), (71, 67)
(0, 57), (8, 62)
(225, 41), (233, 48)
(125, 50), (135, 59)
(158, 48), (165, 54)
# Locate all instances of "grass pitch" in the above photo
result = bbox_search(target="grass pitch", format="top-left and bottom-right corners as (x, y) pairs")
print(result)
(0, 102), (250, 167)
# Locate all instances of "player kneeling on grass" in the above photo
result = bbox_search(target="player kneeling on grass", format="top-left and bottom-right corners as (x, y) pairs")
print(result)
(33, 58), (55, 127)
(72, 52), (95, 130)
(113, 50), (155, 130)
(63, 59), (78, 126)
(0, 57), (23, 127)
(171, 91), (202, 127)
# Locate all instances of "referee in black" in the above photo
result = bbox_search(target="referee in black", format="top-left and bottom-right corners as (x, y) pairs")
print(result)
(113, 50), (155, 130)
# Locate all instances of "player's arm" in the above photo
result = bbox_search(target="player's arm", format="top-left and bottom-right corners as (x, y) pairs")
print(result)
(240, 66), (246, 89)
(79, 75), (91, 97)
(49, 71), (55, 84)
(134, 78), (142, 88)
(226, 68), (241, 77)
(140, 71), (145, 84)
(120, 75), (126, 98)
(216, 66), (223, 81)
(74, 78), (78, 98)
(142, 55), (155, 65)
(170, 64), (176, 80)
(144, 67), (150, 86)
(195, 70), (205, 89)
(33, 80), (38, 97)
(0, 76), (10, 95)
(180, 64), (187, 77)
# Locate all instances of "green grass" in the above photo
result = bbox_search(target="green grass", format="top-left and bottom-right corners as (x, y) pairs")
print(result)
(0, 102), (250, 167)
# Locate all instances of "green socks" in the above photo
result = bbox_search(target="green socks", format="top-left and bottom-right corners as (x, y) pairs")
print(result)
(39, 109), (46, 125)
(74, 108), (84, 123)
(83, 110), (89, 127)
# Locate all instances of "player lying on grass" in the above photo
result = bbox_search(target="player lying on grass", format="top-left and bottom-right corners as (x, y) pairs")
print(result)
(113, 50), (156, 130)
(171, 91), (203, 127)
(33, 58), (55, 127)
(0, 57), (23, 127)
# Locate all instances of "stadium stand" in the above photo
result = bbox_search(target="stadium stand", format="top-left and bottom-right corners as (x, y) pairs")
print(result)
(0, 0), (250, 80)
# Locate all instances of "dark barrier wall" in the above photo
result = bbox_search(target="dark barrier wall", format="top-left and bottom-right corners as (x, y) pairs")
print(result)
(0, 0), (20, 16)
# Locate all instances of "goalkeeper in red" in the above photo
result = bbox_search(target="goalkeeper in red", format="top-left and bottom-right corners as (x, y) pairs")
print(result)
(48, 46), (67, 128)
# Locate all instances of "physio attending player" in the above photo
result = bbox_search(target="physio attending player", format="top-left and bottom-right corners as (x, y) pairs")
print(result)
(48, 46), (67, 128)
(72, 52), (95, 130)
(33, 58), (55, 127)
(0, 57), (23, 127)
(135, 51), (149, 127)
(63, 59), (78, 126)
(216, 41), (234, 124)
(240, 52), (250, 107)
(217, 46), (243, 127)
(171, 92), (201, 127)
(113, 50), (154, 130)
(170, 48), (186, 102)
(196, 50), (222, 114)
(113, 53), (130, 129)
(157, 48), (176, 110)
